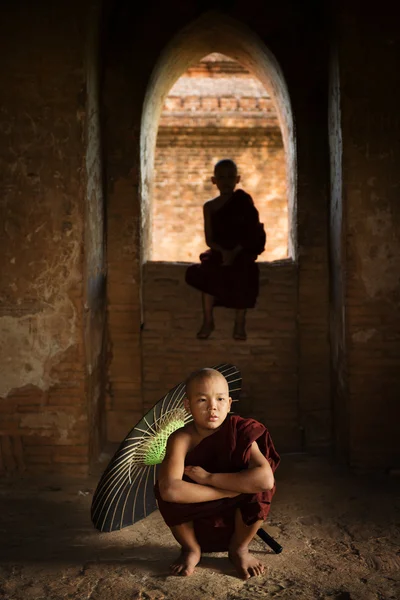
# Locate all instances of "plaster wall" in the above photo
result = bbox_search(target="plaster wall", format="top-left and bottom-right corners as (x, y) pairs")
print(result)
(0, 0), (90, 473)
(338, 4), (400, 468)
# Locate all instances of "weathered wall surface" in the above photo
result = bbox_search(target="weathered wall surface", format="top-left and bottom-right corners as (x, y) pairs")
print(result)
(328, 46), (348, 462)
(103, 32), (145, 443)
(338, 4), (400, 469)
(5, 0), (399, 474)
(0, 1), (90, 474)
(85, 0), (108, 463)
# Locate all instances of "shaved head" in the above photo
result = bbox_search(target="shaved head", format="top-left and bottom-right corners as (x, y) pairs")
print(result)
(214, 159), (238, 176)
(185, 368), (228, 399)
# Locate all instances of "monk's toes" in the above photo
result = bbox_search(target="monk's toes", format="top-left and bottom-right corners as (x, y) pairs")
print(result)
(250, 563), (264, 577)
(251, 568), (260, 577)
(233, 327), (247, 341)
(170, 562), (184, 574)
(197, 332), (209, 340)
(197, 324), (215, 339)
(239, 568), (251, 580)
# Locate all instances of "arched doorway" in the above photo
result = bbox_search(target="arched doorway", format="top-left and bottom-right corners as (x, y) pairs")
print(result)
(140, 11), (296, 265)
(138, 12), (300, 452)
(152, 52), (289, 263)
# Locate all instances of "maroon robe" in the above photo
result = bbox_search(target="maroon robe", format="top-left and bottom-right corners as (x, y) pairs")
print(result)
(154, 415), (280, 552)
(185, 190), (266, 309)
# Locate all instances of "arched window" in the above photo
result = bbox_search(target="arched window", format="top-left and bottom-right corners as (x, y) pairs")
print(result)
(140, 12), (297, 265)
(152, 53), (288, 263)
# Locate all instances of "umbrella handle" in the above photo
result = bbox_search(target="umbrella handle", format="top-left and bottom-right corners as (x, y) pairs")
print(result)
(256, 528), (283, 554)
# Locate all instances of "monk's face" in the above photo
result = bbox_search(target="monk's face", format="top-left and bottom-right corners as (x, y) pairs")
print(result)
(184, 372), (232, 432)
(211, 166), (240, 196)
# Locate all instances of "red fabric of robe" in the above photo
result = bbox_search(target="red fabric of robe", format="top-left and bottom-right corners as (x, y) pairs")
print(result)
(185, 190), (266, 309)
(154, 415), (280, 552)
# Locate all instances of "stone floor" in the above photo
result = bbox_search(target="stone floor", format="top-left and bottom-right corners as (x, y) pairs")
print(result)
(0, 454), (399, 600)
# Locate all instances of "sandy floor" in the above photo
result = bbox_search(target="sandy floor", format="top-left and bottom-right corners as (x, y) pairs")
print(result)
(0, 455), (399, 600)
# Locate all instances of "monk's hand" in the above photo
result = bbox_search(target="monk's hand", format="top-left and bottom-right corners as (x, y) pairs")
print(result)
(221, 250), (234, 266)
(184, 466), (212, 485)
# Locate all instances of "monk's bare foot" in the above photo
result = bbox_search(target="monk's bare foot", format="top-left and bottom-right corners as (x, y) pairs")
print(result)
(197, 321), (215, 339)
(170, 547), (201, 576)
(229, 546), (265, 580)
(233, 323), (247, 341)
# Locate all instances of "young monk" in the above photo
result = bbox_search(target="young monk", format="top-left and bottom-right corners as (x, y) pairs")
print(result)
(154, 368), (280, 580)
(185, 159), (266, 341)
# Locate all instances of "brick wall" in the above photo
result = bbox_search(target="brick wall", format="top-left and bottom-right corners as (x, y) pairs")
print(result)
(338, 4), (400, 469)
(328, 46), (348, 462)
(105, 8), (332, 454)
(5, 1), (398, 475)
(0, 0), (90, 475)
(142, 261), (300, 452)
(104, 63), (145, 443)
(152, 56), (288, 263)
(153, 139), (287, 262)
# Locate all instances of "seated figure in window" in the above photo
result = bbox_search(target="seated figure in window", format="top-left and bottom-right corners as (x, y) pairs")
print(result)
(186, 159), (266, 341)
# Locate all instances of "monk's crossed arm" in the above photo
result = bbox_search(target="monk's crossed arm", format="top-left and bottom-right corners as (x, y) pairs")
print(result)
(184, 441), (274, 494)
(158, 431), (239, 504)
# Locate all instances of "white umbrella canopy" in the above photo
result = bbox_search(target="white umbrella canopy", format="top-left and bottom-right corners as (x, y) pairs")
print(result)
(91, 364), (241, 532)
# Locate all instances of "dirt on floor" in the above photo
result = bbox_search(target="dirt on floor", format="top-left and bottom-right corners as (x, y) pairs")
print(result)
(0, 454), (399, 600)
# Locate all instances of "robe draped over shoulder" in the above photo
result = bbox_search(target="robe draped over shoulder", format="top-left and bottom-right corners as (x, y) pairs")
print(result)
(185, 190), (266, 309)
(154, 415), (279, 552)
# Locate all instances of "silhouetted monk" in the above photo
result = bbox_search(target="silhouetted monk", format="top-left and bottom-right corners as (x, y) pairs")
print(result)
(185, 159), (266, 340)
(155, 368), (280, 579)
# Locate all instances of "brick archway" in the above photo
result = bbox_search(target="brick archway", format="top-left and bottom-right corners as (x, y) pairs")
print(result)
(104, 5), (331, 455)
(152, 53), (289, 263)
(140, 11), (297, 264)
(135, 12), (300, 452)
